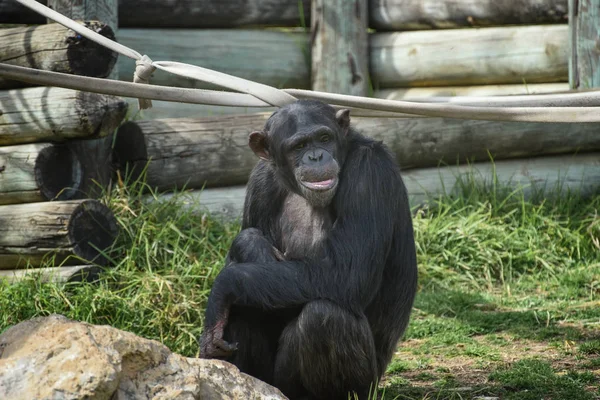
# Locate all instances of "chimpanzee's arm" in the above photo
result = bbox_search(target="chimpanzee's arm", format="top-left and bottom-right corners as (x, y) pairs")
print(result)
(203, 144), (408, 329)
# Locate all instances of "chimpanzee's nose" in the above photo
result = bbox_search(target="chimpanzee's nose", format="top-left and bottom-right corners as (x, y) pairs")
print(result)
(308, 150), (323, 162)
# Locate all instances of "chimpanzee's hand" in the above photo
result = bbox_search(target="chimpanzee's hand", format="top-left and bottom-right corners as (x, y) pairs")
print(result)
(199, 328), (238, 359)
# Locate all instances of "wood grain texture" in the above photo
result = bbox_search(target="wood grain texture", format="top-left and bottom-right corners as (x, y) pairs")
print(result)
(0, 87), (128, 145)
(114, 113), (600, 191)
(355, 117), (600, 170)
(67, 135), (115, 200)
(376, 83), (570, 100)
(370, 0), (568, 31)
(117, 29), (310, 90)
(370, 25), (569, 88)
(0, 137), (114, 205)
(0, 21), (117, 89)
(0, 143), (82, 205)
(0, 0), (47, 24)
(311, 0), (368, 95)
(150, 153), (600, 221)
(0, 265), (100, 284)
(0, 199), (118, 268)
(568, 0), (600, 88)
(118, 0), (310, 28)
(48, 0), (119, 80)
(113, 115), (271, 191)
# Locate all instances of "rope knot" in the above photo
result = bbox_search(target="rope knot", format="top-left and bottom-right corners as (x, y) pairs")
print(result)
(133, 55), (156, 109)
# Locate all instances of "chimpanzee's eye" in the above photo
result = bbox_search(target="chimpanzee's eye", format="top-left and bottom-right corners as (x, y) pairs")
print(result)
(295, 142), (305, 150)
(320, 134), (330, 143)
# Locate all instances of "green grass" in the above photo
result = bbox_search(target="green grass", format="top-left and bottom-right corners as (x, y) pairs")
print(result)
(489, 359), (595, 400)
(1, 177), (600, 399)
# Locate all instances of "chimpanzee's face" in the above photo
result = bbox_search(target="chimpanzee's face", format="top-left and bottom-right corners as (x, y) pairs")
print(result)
(248, 100), (350, 208)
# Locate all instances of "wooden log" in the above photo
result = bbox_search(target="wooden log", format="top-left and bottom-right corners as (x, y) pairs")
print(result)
(149, 186), (247, 221)
(0, 86), (128, 145)
(123, 97), (276, 120)
(150, 153), (600, 221)
(0, 21), (117, 89)
(0, 0), (47, 25)
(356, 117), (600, 170)
(118, 0), (311, 28)
(48, 0), (119, 80)
(375, 83), (570, 100)
(0, 265), (101, 284)
(311, 0), (368, 96)
(0, 136), (115, 205)
(117, 29), (310, 89)
(67, 135), (115, 199)
(568, 0), (600, 89)
(370, 25), (569, 88)
(113, 115), (271, 190)
(114, 114), (600, 191)
(370, 0), (568, 31)
(0, 143), (82, 205)
(0, 199), (119, 269)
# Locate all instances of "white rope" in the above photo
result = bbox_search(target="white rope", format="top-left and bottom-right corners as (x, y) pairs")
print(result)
(287, 89), (600, 123)
(10, 0), (600, 123)
(0, 64), (271, 108)
(398, 89), (600, 107)
(9, 64), (600, 122)
(13, 0), (296, 109)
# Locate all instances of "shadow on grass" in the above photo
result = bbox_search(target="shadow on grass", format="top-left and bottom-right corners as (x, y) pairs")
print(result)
(380, 357), (597, 400)
(407, 289), (600, 344)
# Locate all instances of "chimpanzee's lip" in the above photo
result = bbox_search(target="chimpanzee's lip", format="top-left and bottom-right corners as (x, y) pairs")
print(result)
(300, 178), (337, 191)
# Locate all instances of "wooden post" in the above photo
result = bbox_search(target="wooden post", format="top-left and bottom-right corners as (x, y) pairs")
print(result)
(117, 29), (310, 89)
(371, 25), (568, 88)
(0, 22), (118, 89)
(48, 0), (119, 80)
(118, 0), (311, 28)
(0, 199), (119, 268)
(0, 87), (128, 146)
(0, 137), (115, 205)
(370, 0), (569, 31)
(0, 143), (82, 205)
(148, 153), (600, 221)
(569, 0), (600, 88)
(113, 114), (600, 193)
(311, 0), (369, 95)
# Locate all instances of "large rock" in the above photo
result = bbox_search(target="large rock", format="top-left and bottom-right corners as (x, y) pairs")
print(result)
(0, 315), (286, 400)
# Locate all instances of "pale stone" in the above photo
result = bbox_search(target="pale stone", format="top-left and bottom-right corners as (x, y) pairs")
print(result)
(0, 314), (287, 400)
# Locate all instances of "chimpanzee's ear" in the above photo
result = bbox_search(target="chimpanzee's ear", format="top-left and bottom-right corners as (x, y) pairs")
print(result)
(249, 131), (270, 161)
(335, 109), (351, 136)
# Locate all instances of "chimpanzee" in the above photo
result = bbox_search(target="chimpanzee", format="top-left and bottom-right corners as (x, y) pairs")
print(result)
(199, 99), (418, 400)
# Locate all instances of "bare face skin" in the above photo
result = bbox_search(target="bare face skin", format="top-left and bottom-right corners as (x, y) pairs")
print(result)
(249, 105), (350, 208)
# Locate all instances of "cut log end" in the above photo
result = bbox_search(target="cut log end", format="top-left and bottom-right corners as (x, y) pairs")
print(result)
(34, 145), (83, 201)
(113, 121), (148, 182)
(68, 200), (119, 265)
(66, 21), (118, 79)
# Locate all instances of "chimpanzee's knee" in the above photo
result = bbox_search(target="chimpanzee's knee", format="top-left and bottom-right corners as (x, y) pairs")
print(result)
(275, 300), (378, 400)
(228, 228), (281, 263)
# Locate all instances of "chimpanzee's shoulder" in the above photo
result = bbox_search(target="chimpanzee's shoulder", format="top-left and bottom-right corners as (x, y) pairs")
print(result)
(348, 131), (397, 166)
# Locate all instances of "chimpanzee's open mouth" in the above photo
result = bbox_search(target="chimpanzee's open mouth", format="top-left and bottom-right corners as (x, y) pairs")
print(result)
(300, 178), (337, 191)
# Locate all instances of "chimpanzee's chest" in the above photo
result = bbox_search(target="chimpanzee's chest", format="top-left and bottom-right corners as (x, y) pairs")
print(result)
(276, 194), (333, 260)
